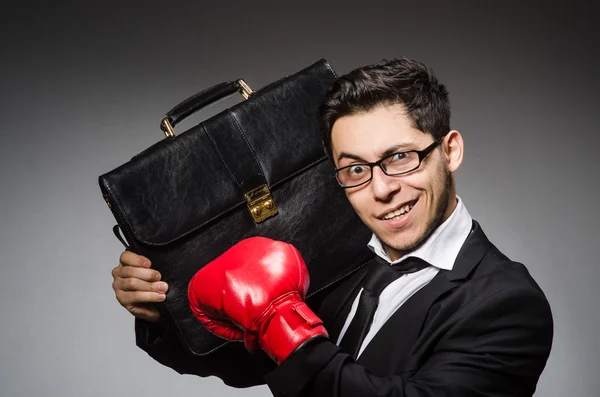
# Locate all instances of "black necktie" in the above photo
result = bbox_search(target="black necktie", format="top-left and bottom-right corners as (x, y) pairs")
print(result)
(339, 256), (430, 358)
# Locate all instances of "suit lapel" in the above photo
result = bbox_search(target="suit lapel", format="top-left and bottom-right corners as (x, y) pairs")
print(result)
(357, 221), (492, 373)
(445, 220), (491, 282)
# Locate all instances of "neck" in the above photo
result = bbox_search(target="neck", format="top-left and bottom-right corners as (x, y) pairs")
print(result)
(442, 194), (458, 224)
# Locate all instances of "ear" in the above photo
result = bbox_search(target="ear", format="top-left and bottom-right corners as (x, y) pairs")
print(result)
(443, 130), (464, 173)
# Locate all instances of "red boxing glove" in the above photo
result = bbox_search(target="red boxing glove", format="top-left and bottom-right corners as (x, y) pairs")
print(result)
(188, 237), (328, 364)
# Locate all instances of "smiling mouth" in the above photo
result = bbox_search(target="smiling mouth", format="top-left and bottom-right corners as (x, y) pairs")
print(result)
(381, 200), (417, 220)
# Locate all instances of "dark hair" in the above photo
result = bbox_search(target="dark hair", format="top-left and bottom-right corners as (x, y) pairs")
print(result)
(319, 57), (451, 159)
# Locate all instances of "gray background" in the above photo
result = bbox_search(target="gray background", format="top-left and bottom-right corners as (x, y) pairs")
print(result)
(1, 1), (597, 396)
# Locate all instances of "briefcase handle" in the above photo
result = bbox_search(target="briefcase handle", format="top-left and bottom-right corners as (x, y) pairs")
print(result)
(160, 79), (254, 138)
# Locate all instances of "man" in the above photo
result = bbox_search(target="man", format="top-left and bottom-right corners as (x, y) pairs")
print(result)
(112, 57), (553, 396)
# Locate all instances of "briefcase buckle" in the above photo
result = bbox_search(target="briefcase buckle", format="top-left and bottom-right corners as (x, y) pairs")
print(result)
(244, 184), (278, 223)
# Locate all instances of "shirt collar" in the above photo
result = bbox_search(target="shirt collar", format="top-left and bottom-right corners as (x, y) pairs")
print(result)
(367, 196), (472, 270)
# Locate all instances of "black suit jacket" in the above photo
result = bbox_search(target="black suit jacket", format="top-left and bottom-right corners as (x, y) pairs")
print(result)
(135, 221), (553, 396)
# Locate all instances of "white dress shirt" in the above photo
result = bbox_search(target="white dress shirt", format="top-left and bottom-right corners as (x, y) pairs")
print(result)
(336, 196), (473, 358)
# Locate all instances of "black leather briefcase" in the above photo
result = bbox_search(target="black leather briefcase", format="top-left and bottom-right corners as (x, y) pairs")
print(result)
(98, 59), (374, 356)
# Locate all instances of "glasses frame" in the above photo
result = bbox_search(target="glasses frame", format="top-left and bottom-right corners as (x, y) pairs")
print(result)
(335, 137), (445, 188)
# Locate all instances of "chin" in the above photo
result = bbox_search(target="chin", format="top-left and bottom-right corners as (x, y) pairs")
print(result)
(380, 232), (419, 253)
(387, 237), (422, 253)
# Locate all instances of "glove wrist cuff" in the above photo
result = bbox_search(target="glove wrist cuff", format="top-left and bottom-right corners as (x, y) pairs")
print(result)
(258, 297), (328, 364)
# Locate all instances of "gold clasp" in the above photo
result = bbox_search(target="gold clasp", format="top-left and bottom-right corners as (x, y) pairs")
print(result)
(161, 118), (176, 138)
(236, 79), (254, 99)
(244, 184), (278, 223)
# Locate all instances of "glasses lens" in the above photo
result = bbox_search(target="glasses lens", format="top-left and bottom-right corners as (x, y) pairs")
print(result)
(336, 164), (371, 187)
(383, 152), (420, 175)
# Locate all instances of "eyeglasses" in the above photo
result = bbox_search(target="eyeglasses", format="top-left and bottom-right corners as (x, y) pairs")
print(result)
(335, 138), (444, 188)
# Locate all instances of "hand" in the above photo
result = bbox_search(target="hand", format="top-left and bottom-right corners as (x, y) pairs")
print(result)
(111, 251), (168, 323)
(188, 237), (328, 364)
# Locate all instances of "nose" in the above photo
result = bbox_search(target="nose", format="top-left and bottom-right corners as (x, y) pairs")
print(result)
(370, 165), (401, 201)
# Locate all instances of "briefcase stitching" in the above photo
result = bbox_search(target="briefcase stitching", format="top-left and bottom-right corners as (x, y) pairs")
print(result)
(228, 109), (267, 180)
(203, 124), (241, 187)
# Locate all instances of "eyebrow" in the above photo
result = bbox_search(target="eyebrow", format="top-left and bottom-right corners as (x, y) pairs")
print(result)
(336, 143), (414, 163)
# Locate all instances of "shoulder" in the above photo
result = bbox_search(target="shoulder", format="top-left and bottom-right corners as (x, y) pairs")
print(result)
(470, 242), (546, 298)
(430, 248), (553, 344)
(442, 242), (553, 333)
(434, 233), (552, 326)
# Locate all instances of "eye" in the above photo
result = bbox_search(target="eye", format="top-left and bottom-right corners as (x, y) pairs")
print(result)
(390, 152), (408, 161)
(386, 152), (413, 165)
(346, 164), (368, 177)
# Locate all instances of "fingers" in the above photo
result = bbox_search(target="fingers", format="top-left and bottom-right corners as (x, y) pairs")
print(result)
(113, 263), (161, 283)
(117, 289), (167, 306)
(113, 274), (168, 305)
(119, 250), (151, 268)
(112, 251), (163, 291)
(111, 250), (169, 322)
(115, 276), (168, 293)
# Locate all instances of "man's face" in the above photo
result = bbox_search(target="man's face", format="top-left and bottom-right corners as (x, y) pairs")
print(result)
(331, 104), (461, 261)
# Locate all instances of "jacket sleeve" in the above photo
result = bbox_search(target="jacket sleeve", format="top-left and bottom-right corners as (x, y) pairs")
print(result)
(264, 285), (553, 397)
(134, 317), (276, 388)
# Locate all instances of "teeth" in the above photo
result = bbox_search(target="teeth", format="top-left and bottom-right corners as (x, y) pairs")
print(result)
(383, 203), (414, 220)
